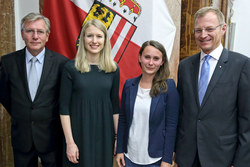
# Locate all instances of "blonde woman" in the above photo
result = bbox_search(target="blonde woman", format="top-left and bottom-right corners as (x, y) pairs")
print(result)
(60, 19), (120, 167)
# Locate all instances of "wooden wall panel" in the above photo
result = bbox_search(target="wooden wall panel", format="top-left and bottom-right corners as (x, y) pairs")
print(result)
(180, 0), (211, 60)
(180, 0), (229, 60)
(0, 0), (15, 167)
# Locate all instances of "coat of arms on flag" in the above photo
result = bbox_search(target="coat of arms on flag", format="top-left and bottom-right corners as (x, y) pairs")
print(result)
(77, 0), (137, 62)
(43, 0), (176, 97)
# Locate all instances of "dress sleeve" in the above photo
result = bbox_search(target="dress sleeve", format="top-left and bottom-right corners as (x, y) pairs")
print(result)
(59, 63), (73, 115)
(111, 66), (120, 114)
(116, 80), (128, 153)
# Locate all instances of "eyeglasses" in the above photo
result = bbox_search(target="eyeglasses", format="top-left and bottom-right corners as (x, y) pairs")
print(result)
(23, 29), (46, 36)
(193, 24), (223, 34)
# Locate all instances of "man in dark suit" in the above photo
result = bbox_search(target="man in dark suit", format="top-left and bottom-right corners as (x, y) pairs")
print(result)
(175, 7), (250, 167)
(0, 13), (68, 167)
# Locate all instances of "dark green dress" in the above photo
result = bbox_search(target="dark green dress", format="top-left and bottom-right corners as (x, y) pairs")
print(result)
(60, 60), (120, 167)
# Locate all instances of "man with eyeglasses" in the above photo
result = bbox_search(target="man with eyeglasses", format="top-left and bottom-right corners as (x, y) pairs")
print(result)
(0, 13), (68, 167)
(175, 6), (250, 167)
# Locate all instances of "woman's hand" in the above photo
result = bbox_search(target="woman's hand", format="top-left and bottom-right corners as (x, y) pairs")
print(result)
(160, 161), (171, 167)
(66, 142), (79, 164)
(116, 153), (125, 167)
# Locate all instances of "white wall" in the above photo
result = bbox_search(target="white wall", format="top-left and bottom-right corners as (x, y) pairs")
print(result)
(231, 0), (250, 57)
(14, 0), (39, 50)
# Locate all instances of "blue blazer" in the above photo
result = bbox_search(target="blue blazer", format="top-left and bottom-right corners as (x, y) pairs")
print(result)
(116, 75), (179, 164)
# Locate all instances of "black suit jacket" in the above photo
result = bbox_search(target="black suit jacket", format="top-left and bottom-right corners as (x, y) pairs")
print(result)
(0, 47), (68, 153)
(175, 48), (250, 167)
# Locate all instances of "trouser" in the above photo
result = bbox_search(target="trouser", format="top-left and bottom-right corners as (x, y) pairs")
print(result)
(124, 155), (161, 167)
(13, 147), (59, 167)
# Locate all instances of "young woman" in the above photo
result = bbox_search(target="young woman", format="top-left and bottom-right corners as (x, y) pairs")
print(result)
(116, 40), (179, 167)
(60, 19), (120, 167)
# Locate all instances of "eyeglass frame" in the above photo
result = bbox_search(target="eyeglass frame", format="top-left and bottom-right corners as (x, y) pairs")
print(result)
(193, 24), (224, 34)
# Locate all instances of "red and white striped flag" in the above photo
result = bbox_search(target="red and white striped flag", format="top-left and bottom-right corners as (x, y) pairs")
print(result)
(43, 0), (176, 97)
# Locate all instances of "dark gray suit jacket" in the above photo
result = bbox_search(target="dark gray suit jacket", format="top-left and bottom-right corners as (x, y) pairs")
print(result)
(0, 47), (68, 153)
(175, 48), (250, 167)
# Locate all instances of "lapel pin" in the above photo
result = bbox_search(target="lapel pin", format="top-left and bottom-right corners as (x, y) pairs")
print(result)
(219, 66), (222, 68)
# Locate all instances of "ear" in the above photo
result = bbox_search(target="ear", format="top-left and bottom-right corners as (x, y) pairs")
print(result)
(221, 24), (227, 34)
(46, 32), (50, 42)
(138, 55), (142, 63)
(21, 30), (24, 40)
(161, 59), (164, 66)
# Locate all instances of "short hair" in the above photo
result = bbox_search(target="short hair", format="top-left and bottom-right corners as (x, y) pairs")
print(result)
(21, 13), (51, 34)
(139, 40), (170, 97)
(194, 6), (225, 26)
(75, 19), (117, 73)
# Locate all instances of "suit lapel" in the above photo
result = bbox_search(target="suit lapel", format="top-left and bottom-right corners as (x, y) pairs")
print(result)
(149, 95), (161, 121)
(129, 77), (140, 125)
(35, 49), (53, 100)
(16, 49), (32, 100)
(201, 48), (228, 108)
(191, 54), (201, 107)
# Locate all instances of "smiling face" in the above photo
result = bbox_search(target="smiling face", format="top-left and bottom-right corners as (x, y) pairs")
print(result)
(84, 25), (105, 57)
(194, 11), (226, 54)
(139, 45), (164, 77)
(21, 19), (49, 56)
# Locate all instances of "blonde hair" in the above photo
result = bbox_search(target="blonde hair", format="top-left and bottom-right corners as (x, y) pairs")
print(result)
(194, 6), (225, 26)
(75, 19), (117, 73)
(139, 40), (170, 97)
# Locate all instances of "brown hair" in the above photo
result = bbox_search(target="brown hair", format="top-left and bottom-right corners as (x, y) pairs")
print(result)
(139, 40), (170, 97)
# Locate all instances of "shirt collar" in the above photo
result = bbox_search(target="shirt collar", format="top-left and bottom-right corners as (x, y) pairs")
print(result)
(26, 48), (45, 64)
(200, 44), (223, 61)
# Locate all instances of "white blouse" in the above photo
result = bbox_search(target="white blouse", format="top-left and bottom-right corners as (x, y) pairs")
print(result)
(125, 85), (161, 164)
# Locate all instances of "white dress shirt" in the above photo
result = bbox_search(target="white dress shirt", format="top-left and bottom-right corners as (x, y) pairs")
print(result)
(26, 48), (45, 85)
(198, 44), (223, 82)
